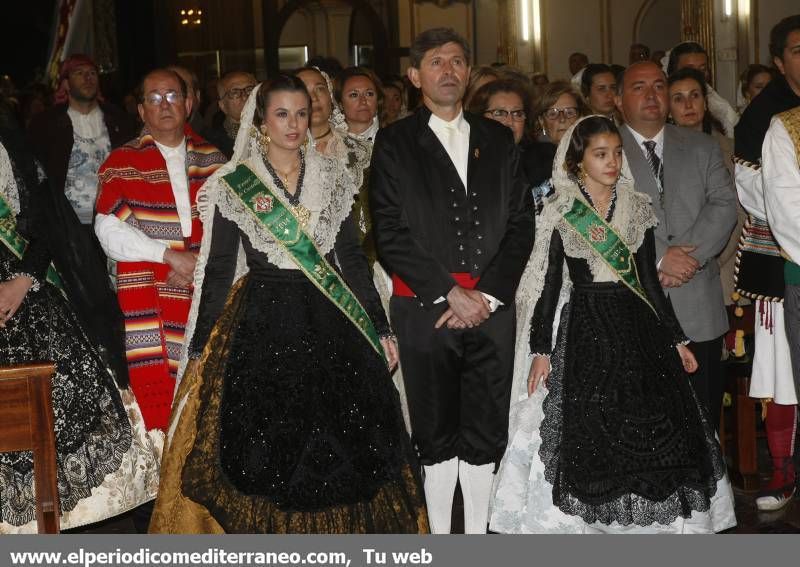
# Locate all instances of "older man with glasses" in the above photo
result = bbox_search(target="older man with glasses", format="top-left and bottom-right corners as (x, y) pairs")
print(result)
(94, 68), (227, 438)
(204, 70), (257, 158)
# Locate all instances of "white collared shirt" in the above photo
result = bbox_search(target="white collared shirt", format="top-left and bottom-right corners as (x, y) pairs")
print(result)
(95, 137), (193, 264)
(348, 115), (380, 143)
(154, 138), (192, 237)
(627, 124), (665, 162)
(428, 110), (470, 189)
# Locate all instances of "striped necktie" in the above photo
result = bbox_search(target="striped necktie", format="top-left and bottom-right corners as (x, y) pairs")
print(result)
(642, 140), (664, 194)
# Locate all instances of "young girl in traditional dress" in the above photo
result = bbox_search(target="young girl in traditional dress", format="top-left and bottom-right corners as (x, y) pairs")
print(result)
(490, 116), (736, 534)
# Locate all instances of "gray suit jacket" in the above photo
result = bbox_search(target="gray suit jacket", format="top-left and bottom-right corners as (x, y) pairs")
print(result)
(621, 124), (736, 342)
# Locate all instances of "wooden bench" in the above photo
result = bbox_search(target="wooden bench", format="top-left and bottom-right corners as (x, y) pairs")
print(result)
(0, 362), (60, 533)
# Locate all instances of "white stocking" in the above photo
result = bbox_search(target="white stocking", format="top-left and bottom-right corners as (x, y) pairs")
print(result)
(422, 457), (459, 534)
(458, 461), (494, 534)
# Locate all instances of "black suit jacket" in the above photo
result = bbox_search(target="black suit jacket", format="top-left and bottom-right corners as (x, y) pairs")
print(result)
(369, 106), (534, 307)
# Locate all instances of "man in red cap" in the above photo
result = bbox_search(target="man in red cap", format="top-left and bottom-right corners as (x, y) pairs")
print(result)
(28, 54), (135, 229)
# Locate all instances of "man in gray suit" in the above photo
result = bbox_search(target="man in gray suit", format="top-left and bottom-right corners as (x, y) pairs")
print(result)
(615, 61), (737, 429)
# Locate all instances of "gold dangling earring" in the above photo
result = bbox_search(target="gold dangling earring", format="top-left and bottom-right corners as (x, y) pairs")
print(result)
(578, 163), (586, 184)
(252, 126), (270, 156)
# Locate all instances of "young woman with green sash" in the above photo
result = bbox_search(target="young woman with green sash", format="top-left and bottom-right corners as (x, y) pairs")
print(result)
(149, 77), (427, 534)
(490, 116), (736, 533)
(0, 130), (159, 533)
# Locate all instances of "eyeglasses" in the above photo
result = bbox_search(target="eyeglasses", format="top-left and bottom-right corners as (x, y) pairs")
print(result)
(485, 109), (527, 122)
(143, 90), (184, 106)
(224, 85), (256, 100)
(543, 107), (579, 120)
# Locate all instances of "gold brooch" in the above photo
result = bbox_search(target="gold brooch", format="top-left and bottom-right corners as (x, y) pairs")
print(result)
(291, 203), (311, 229)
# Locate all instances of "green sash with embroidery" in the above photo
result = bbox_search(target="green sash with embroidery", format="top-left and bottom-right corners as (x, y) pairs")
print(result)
(562, 197), (656, 315)
(221, 163), (385, 361)
(0, 191), (63, 291)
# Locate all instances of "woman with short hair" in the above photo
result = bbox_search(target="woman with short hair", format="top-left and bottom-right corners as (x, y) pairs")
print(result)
(532, 81), (590, 146)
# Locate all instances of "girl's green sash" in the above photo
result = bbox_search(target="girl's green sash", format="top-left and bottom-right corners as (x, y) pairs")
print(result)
(0, 192), (63, 291)
(221, 163), (385, 360)
(562, 197), (657, 315)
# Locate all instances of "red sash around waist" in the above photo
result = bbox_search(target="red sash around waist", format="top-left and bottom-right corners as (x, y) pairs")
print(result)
(392, 273), (479, 297)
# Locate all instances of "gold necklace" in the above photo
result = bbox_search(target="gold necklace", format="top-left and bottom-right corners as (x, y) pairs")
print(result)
(274, 162), (300, 186)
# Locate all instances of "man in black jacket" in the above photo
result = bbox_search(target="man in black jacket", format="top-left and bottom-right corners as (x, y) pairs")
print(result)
(370, 27), (534, 533)
(27, 54), (135, 228)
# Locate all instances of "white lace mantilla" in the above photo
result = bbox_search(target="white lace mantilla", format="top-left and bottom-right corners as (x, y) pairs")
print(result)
(0, 142), (20, 215)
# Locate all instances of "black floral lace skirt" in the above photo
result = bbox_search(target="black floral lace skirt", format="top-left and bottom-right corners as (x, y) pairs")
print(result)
(0, 254), (132, 526)
(540, 281), (726, 526)
(180, 271), (427, 533)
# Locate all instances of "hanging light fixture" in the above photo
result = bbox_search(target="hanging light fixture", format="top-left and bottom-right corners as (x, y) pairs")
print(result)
(179, 7), (202, 26)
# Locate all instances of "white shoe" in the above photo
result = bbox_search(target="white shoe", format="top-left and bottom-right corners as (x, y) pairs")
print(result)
(755, 486), (795, 511)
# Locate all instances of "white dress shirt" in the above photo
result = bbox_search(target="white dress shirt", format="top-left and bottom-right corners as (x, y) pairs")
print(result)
(428, 110), (470, 189)
(763, 116), (800, 264)
(627, 124), (665, 163)
(428, 109), (501, 311)
(95, 138), (192, 264)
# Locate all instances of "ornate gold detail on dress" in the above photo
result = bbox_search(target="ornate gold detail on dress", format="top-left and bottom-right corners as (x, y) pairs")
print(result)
(291, 203), (311, 229)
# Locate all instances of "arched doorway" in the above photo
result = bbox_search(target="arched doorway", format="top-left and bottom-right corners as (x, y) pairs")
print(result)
(265, 0), (390, 76)
(633, 0), (682, 58)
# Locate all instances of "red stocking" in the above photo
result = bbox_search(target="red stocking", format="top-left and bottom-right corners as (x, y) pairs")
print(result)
(764, 403), (797, 490)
